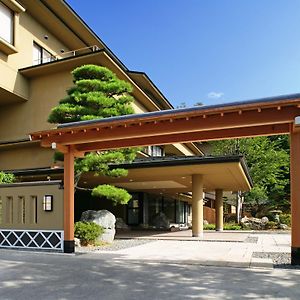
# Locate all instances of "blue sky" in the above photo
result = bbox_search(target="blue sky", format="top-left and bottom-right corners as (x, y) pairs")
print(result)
(67, 0), (300, 108)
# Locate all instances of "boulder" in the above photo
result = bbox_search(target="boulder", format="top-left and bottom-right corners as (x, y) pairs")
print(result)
(241, 216), (268, 230)
(74, 237), (81, 247)
(80, 210), (116, 243)
(279, 224), (289, 230)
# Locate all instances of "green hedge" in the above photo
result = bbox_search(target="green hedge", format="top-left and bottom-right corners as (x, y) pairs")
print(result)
(74, 221), (104, 246)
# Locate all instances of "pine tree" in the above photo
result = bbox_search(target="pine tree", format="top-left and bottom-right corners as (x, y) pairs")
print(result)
(48, 65), (139, 205)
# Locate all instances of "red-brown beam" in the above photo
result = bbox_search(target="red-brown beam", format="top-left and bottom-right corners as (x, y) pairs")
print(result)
(75, 123), (290, 152)
(38, 106), (300, 147)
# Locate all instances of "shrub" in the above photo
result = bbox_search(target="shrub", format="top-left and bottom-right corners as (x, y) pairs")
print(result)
(223, 223), (242, 230)
(204, 224), (215, 230)
(203, 223), (242, 230)
(265, 221), (278, 230)
(279, 213), (291, 226)
(0, 172), (15, 184)
(74, 221), (104, 246)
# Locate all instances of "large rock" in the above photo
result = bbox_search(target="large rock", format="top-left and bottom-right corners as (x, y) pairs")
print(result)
(241, 216), (269, 230)
(80, 210), (116, 243)
(279, 224), (289, 230)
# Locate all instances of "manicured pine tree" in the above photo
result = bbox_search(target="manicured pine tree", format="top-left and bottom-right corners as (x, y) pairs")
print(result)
(48, 64), (139, 205)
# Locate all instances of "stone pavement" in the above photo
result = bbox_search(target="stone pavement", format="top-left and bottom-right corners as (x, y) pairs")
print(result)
(95, 231), (292, 268)
(0, 243), (300, 300)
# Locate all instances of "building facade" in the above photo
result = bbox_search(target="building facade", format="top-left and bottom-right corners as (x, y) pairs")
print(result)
(0, 0), (250, 242)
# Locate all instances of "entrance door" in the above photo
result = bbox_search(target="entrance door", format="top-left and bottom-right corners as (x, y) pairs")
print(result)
(127, 196), (142, 225)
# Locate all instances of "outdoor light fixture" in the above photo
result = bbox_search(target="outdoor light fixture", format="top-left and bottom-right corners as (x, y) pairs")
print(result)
(43, 195), (53, 211)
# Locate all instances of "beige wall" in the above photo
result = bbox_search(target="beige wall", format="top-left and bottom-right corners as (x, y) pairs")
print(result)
(0, 182), (63, 230)
(0, 0), (200, 171)
(0, 143), (54, 170)
(0, 5), (69, 102)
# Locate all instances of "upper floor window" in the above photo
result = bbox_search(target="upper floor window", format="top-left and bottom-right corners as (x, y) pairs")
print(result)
(147, 145), (164, 157)
(0, 2), (14, 44)
(33, 42), (54, 65)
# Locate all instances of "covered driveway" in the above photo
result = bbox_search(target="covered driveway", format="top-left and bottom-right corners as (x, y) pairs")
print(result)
(30, 93), (300, 264)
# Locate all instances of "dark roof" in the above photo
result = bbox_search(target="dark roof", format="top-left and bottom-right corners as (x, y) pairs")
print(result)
(112, 155), (253, 188)
(6, 155), (253, 188)
(57, 92), (300, 129)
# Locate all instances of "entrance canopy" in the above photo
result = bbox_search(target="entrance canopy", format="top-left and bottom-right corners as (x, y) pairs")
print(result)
(29, 93), (300, 264)
(80, 156), (252, 195)
(30, 93), (300, 154)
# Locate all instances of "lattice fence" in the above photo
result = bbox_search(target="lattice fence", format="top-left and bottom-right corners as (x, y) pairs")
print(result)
(0, 229), (64, 251)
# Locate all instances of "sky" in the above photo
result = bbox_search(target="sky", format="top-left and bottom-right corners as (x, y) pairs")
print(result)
(66, 0), (300, 108)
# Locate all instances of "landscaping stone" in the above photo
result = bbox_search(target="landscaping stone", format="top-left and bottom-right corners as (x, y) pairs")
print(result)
(81, 209), (116, 243)
(241, 216), (269, 230)
(74, 237), (81, 247)
(279, 224), (289, 230)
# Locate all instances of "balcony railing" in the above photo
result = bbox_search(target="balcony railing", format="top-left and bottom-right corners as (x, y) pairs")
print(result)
(32, 45), (101, 66)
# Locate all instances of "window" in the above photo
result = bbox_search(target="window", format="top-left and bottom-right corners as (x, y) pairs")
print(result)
(33, 42), (53, 65)
(147, 145), (164, 157)
(0, 2), (14, 44)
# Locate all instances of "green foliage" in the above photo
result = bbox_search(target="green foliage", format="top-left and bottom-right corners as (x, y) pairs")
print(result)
(224, 223), (242, 230)
(92, 184), (132, 205)
(74, 221), (103, 246)
(211, 136), (290, 214)
(48, 65), (134, 123)
(265, 221), (278, 230)
(279, 213), (291, 226)
(203, 223), (242, 230)
(203, 224), (215, 230)
(0, 172), (15, 184)
(48, 65), (140, 205)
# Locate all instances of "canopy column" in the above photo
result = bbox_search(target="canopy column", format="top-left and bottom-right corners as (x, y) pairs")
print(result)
(290, 129), (300, 265)
(63, 146), (75, 253)
(192, 174), (204, 237)
(215, 189), (224, 231)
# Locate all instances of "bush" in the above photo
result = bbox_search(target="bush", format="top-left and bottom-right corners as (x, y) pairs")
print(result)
(204, 224), (215, 230)
(203, 223), (242, 230)
(0, 171), (15, 184)
(223, 223), (242, 230)
(279, 213), (291, 226)
(265, 221), (278, 230)
(74, 221), (104, 246)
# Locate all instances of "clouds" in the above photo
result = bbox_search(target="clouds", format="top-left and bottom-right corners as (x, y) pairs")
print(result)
(207, 91), (224, 99)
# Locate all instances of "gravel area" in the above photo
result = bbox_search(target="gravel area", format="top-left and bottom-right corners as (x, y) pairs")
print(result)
(76, 239), (153, 253)
(252, 252), (300, 269)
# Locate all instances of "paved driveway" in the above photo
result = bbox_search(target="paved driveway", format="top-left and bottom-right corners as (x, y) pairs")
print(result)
(0, 249), (300, 300)
(0, 232), (299, 300)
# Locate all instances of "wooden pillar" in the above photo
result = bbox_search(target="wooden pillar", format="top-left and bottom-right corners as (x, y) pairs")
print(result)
(290, 129), (300, 265)
(192, 174), (204, 237)
(215, 189), (223, 231)
(63, 147), (75, 253)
